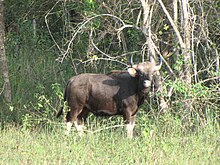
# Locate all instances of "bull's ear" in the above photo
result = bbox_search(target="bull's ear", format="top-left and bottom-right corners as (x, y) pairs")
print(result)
(128, 68), (137, 77)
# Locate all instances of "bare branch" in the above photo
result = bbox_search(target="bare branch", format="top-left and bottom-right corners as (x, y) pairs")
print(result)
(45, 1), (63, 54)
(89, 29), (114, 59)
(158, 0), (185, 49)
(73, 57), (129, 68)
(0, 82), (5, 95)
(151, 42), (175, 75)
(58, 14), (131, 63)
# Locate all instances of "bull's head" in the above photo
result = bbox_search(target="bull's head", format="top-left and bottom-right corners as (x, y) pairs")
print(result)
(128, 56), (162, 89)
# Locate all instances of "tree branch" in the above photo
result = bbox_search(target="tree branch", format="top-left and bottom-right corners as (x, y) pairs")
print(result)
(57, 14), (131, 63)
(158, 0), (185, 49)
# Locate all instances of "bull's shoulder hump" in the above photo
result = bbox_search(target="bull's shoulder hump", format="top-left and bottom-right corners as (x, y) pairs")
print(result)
(107, 71), (132, 80)
(107, 71), (129, 76)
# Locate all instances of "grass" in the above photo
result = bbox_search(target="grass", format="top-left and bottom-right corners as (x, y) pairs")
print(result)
(0, 119), (219, 165)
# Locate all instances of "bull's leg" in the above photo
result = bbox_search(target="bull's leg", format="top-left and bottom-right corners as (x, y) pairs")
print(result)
(65, 121), (73, 136)
(125, 115), (136, 138)
(65, 111), (75, 136)
(126, 117), (135, 138)
(74, 108), (89, 136)
(65, 107), (83, 136)
(73, 121), (83, 136)
(66, 107), (89, 136)
(123, 109), (136, 138)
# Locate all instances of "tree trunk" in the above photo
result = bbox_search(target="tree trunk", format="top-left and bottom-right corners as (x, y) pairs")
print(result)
(173, 0), (178, 24)
(182, 0), (192, 85)
(158, 0), (193, 120)
(182, 0), (193, 123)
(0, 1), (12, 103)
(141, 0), (168, 112)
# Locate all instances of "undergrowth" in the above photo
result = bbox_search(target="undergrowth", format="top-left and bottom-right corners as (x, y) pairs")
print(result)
(0, 118), (219, 165)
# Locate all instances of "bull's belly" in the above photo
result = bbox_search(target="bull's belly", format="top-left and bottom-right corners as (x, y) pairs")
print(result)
(85, 103), (121, 116)
(92, 109), (120, 116)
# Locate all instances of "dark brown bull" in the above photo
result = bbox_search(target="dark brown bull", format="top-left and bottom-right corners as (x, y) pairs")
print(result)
(57, 57), (162, 138)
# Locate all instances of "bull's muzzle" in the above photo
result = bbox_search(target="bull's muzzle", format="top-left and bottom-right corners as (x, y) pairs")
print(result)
(143, 80), (151, 88)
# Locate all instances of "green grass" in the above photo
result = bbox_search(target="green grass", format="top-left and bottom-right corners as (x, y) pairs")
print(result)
(0, 121), (219, 165)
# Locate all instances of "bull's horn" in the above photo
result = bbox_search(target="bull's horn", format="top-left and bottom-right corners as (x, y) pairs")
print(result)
(149, 56), (155, 64)
(130, 55), (134, 67)
(129, 55), (138, 69)
(154, 57), (162, 71)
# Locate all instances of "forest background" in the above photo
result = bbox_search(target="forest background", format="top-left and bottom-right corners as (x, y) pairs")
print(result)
(0, 0), (219, 164)
(1, 0), (219, 128)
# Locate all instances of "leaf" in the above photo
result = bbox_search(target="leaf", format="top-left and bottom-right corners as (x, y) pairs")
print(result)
(9, 106), (14, 112)
(92, 55), (98, 61)
(163, 24), (169, 31)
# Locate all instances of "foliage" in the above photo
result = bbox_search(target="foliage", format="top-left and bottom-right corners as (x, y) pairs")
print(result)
(0, 1), (219, 163)
(20, 83), (63, 130)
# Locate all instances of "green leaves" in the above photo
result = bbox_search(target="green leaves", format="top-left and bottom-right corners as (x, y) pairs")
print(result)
(20, 83), (64, 130)
(163, 24), (169, 31)
(165, 79), (210, 99)
(159, 24), (170, 35)
(51, 83), (63, 100)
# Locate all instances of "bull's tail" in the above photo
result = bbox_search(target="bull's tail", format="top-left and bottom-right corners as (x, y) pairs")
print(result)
(56, 80), (69, 118)
(56, 106), (64, 118)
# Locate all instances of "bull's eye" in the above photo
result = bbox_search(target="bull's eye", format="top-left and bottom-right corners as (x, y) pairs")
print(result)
(138, 71), (145, 78)
(140, 73), (149, 80)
